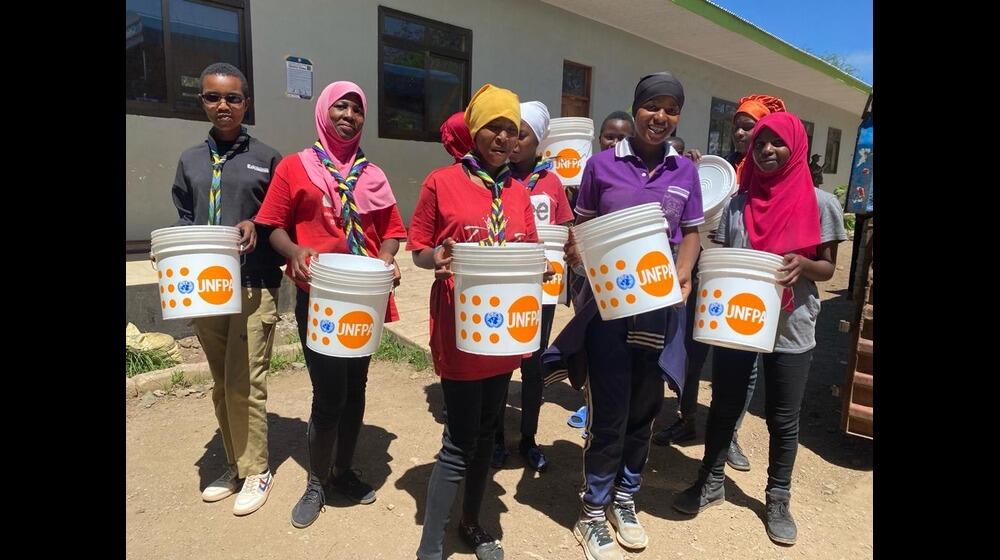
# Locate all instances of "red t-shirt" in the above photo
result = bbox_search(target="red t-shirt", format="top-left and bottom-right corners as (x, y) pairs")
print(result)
(518, 170), (575, 226)
(255, 155), (408, 322)
(407, 163), (540, 380)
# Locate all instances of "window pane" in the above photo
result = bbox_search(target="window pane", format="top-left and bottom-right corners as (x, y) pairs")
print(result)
(383, 15), (425, 42)
(383, 46), (426, 132)
(824, 127), (842, 174)
(801, 119), (815, 154)
(707, 98), (737, 156)
(428, 26), (466, 52)
(126, 0), (167, 104)
(711, 98), (736, 117)
(169, 0), (242, 113)
(562, 63), (589, 98)
(427, 56), (464, 134)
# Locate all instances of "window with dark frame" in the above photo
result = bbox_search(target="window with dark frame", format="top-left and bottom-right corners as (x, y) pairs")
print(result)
(801, 119), (815, 156)
(561, 61), (591, 118)
(706, 97), (738, 156)
(378, 6), (472, 142)
(823, 127), (842, 174)
(126, 0), (254, 124)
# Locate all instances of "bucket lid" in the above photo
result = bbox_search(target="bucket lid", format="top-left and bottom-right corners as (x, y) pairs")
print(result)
(696, 156), (737, 215)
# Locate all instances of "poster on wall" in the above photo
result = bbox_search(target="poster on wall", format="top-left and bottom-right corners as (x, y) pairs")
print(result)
(285, 56), (313, 99)
(845, 96), (873, 215)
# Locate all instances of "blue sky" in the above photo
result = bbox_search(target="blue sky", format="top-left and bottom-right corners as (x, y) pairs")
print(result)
(710, 0), (873, 84)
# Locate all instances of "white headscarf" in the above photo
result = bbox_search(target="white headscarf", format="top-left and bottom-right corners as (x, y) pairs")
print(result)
(520, 101), (550, 151)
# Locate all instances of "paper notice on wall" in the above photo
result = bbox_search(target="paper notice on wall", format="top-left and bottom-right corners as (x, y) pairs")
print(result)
(285, 56), (313, 99)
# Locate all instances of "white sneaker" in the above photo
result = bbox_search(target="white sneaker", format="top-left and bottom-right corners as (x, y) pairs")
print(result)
(201, 466), (238, 502)
(573, 517), (623, 560)
(233, 470), (273, 516)
(607, 501), (648, 550)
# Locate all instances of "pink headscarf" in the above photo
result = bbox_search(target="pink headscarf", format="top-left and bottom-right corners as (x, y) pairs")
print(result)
(297, 81), (396, 216)
(740, 112), (821, 312)
(739, 112), (820, 259)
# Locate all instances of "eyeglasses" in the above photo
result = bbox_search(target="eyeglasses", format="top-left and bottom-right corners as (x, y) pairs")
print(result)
(199, 92), (246, 106)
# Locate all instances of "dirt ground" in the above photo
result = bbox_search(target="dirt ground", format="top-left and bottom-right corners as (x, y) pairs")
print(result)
(126, 257), (873, 560)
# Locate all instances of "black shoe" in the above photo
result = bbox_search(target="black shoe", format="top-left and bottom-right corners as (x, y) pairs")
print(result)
(458, 520), (504, 560)
(491, 442), (510, 469)
(328, 469), (377, 505)
(726, 432), (751, 471)
(518, 439), (549, 473)
(673, 474), (725, 515)
(765, 488), (797, 545)
(651, 417), (696, 446)
(290, 474), (326, 528)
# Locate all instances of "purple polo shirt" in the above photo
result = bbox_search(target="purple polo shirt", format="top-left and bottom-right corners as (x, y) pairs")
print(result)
(575, 139), (705, 245)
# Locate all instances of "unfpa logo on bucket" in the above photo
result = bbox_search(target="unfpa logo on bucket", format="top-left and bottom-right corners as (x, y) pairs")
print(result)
(545, 148), (582, 179)
(337, 310), (375, 349)
(543, 261), (565, 296)
(725, 293), (767, 335)
(507, 296), (540, 343)
(197, 266), (234, 305)
(636, 251), (674, 297)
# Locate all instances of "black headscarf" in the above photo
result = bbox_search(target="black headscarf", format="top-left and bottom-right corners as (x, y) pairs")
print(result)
(632, 72), (685, 115)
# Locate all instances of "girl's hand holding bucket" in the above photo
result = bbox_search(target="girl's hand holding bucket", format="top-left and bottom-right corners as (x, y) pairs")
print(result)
(378, 253), (402, 287)
(291, 246), (319, 282)
(678, 265), (692, 304)
(777, 253), (808, 287)
(542, 260), (556, 283)
(236, 220), (258, 254)
(434, 238), (456, 280)
(563, 227), (582, 270)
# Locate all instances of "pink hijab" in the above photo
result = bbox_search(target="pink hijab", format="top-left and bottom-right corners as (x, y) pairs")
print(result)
(297, 81), (396, 216)
(739, 112), (820, 259)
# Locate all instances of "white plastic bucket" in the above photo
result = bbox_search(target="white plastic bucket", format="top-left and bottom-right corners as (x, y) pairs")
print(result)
(452, 243), (546, 356)
(539, 117), (594, 187)
(574, 204), (683, 320)
(692, 248), (785, 353)
(536, 225), (569, 305)
(150, 225), (243, 320)
(305, 253), (394, 357)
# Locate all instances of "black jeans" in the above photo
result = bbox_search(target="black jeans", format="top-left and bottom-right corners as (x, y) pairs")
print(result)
(417, 373), (512, 560)
(496, 304), (556, 444)
(701, 346), (813, 491)
(678, 269), (757, 430)
(295, 289), (370, 478)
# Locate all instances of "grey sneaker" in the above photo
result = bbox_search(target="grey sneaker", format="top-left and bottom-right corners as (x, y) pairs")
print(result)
(573, 518), (624, 560)
(607, 501), (648, 550)
(201, 466), (238, 502)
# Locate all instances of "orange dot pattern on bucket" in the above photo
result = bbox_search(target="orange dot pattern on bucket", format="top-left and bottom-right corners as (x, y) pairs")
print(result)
(304, 303), (376, 351)
(456, 290), (541, 347)
(694, 287), (768, 336)
(160, 263), (237, 312)
(587, 250), (675, 312)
